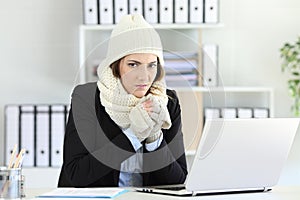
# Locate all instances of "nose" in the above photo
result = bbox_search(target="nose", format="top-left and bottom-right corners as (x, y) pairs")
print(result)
(136, 65), (148, 81)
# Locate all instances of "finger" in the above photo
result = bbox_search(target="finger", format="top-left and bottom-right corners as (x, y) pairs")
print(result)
(142, 100), (152, 108)
(142, 101), (153, 112)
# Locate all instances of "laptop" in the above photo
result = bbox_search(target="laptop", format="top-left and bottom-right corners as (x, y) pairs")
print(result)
(136, 118), (299, 196)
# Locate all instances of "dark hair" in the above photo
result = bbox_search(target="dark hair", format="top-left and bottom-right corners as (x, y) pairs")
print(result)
(110, 57), (165, 82)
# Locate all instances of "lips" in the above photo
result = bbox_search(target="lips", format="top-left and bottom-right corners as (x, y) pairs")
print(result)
(136, 84), (148, 89)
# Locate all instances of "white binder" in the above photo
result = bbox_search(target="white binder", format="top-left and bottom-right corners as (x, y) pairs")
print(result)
(51, 105), (65, 167)
(36, 105), (50, 167)
(202, 44), (218, 86)
(129, 0), (143, 15)
(99, 0), (113, 24)
(20, 105), (35, 167)
(83, 0), (98, 25)
(253, 108), (269, 118)
(144, 0), (158, 24)
(190, 0), (204, 23)
(204, 0), (219, 23)
(204, 107), (220, 119)
(174, 0), (188, 23)
(221, 108), (237, 119)
(5, 105), (20, 166)
(159, 0), (173, 23)
(114, 0), (128, 24)
(237, 108), (253, 118)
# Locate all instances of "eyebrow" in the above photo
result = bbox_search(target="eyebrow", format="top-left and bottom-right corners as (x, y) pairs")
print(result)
(127, 60), (157, 64)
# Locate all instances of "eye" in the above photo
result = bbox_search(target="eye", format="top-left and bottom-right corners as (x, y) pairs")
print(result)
(127, 62), (138, 68)
(148, 63), (157, 68)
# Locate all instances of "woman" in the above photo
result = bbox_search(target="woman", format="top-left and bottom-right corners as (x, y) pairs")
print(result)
(58, 14), (187, 187)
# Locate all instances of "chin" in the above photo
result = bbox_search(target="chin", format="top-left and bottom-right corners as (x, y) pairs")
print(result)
(133, 91), (147, 98)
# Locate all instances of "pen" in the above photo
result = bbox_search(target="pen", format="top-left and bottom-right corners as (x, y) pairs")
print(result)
(13, 148), (26, 168)
(7, 144), (17, 169)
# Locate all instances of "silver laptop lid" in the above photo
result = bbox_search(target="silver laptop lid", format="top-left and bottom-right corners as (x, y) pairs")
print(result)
(186, 118), (299, 192)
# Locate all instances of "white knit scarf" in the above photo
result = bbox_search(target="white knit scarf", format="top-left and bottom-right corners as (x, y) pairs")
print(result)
(97, 65), (172, 132)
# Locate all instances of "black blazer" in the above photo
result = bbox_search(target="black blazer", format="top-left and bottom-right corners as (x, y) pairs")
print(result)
(58, 82), (187, 187)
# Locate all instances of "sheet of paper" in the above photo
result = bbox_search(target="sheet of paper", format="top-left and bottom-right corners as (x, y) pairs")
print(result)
(37, 188), (128, 198)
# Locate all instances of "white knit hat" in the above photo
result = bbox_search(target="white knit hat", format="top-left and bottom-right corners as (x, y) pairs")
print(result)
(97, 14), (164, 78)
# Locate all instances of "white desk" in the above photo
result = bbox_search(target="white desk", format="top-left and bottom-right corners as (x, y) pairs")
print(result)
(25, 186), (300, 200)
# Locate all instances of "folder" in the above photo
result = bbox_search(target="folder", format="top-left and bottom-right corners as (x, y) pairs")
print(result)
(253, 108), (269, 118)
(20, 105), (35, 167)
(82, 0), (98, 25)
(237, 108), (253, 118)
(204, 0), (219, 23)
(174, 0), (188, 23)
(50, 105), (65, 167)
(190, 0), (204, 23)
(202, 44), (218, 87)
(144, 0), (158, 24)
(114, 0), (128, 24)
(4, 105), (20, 166)
(204, 107), (220, 119)
(99, 0), (113, 24)
(36, 105), (50, 167)
(221, 108), (237, 119)
(129, 0), (143, 15)
(159, 0), (173, 23)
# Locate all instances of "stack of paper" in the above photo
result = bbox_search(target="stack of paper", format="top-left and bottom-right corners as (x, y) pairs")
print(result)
(164, 51), (199, 87)
(37, 188), (128, 198)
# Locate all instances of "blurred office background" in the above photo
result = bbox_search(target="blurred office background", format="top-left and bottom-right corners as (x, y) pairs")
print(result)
(0, 0), (300, 186)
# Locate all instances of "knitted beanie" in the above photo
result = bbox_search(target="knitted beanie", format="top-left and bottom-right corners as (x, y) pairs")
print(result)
(97, 14), (164, 78)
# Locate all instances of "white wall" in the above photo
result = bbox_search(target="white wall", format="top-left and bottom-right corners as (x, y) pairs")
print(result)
(0, 0), (81, 163)
(206, 0), (300, 185)
(0, 0), (300, 185)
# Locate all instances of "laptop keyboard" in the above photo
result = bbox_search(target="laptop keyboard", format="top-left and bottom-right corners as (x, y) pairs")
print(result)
(155, 185), (186, 191)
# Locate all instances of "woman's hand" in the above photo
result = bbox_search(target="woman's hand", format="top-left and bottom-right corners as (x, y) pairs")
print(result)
(128, 96), (170, 143)
(142, 99), (165, 143)
(142, 100), (164, 130)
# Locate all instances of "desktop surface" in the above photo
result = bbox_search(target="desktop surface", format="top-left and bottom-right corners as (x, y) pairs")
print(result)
(26, 186), (300, 200)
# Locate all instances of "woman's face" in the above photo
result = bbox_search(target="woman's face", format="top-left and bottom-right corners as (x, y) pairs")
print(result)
(119, 53), (158, 98)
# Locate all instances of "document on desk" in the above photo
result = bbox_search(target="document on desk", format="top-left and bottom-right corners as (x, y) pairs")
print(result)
(37, 188), (128, 198)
